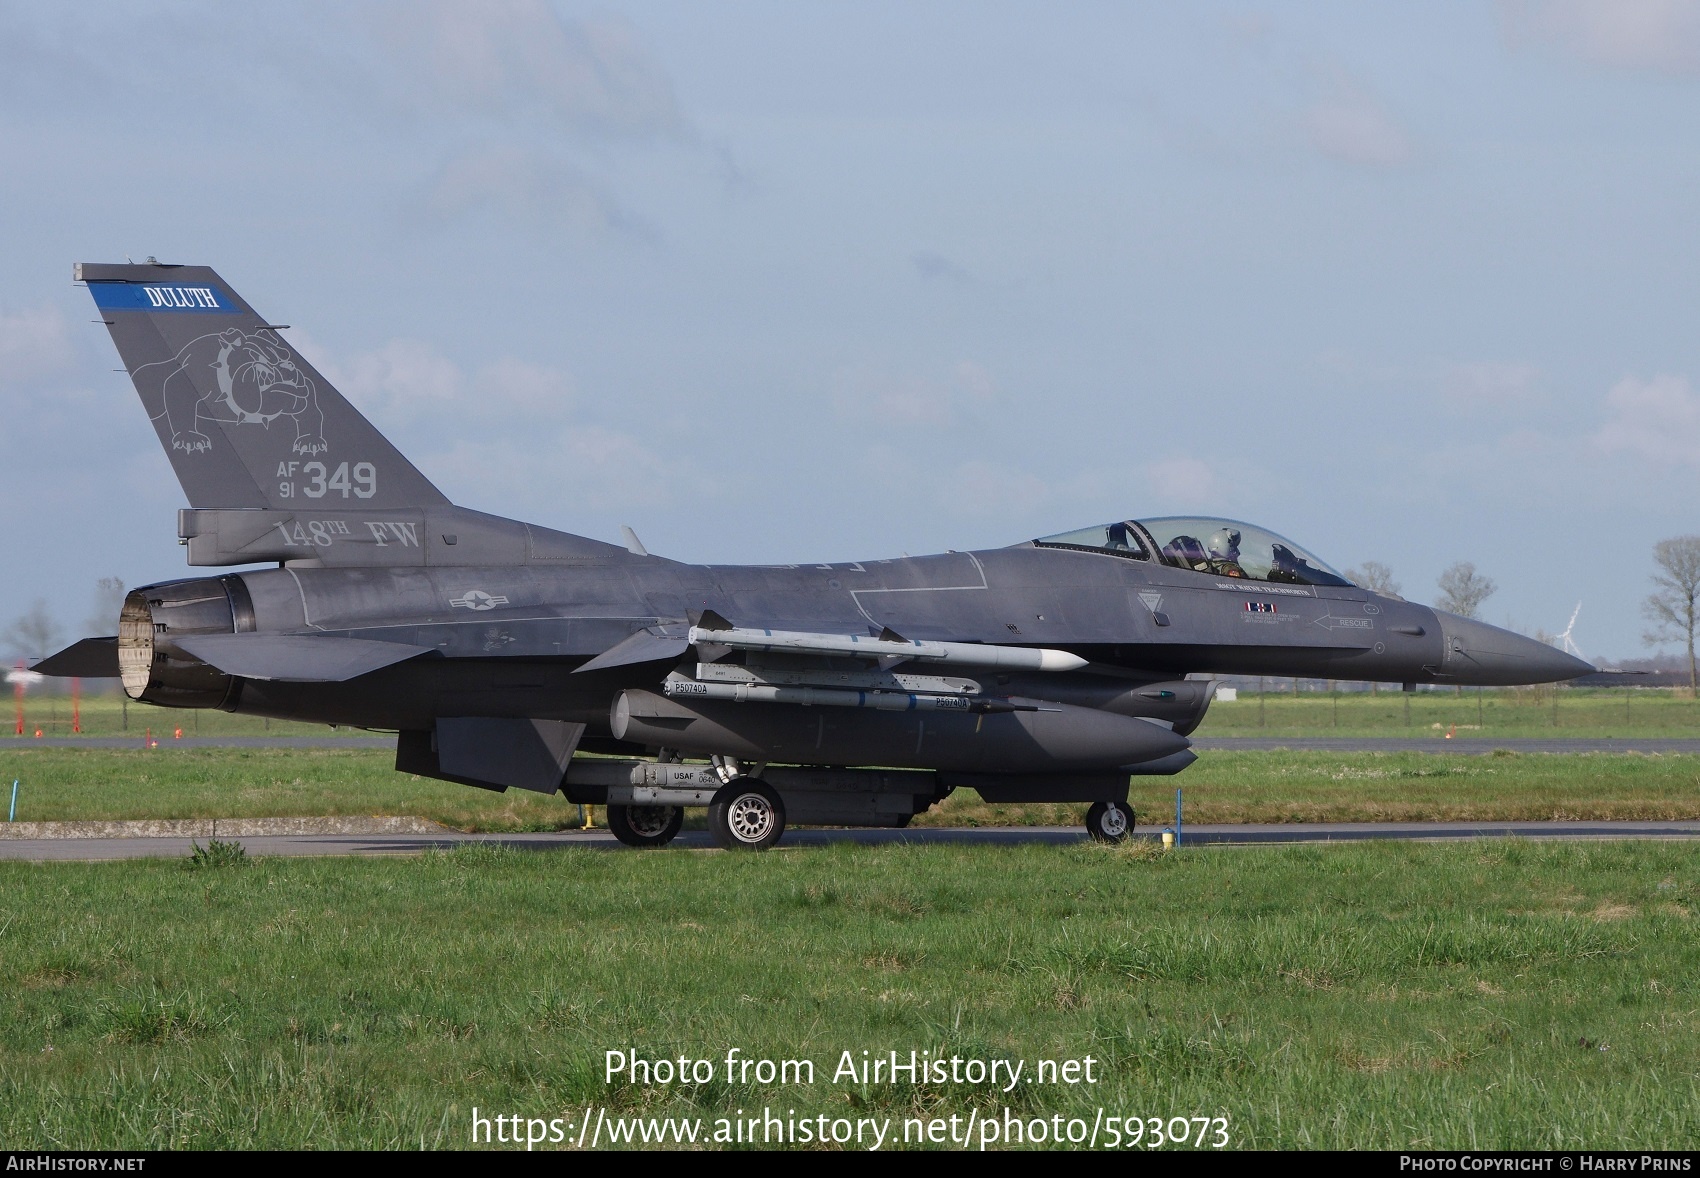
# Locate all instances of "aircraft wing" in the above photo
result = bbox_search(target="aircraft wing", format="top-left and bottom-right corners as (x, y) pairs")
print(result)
(175, 633), (435, 682)
(572, 626), (692, 674)
(32, 637), (120, 678)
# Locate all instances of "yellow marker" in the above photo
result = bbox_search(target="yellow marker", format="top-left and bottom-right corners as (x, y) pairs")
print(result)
(1161, 828), (1175, 849)
(582, 804), (596, 831)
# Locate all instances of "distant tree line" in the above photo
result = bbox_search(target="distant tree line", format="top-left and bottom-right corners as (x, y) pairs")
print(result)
(2, 577), (125, 663)
(1643, 536), (1700, 695)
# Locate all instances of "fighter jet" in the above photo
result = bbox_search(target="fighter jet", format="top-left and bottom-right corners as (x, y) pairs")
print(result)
(35, 262), (1594, 849)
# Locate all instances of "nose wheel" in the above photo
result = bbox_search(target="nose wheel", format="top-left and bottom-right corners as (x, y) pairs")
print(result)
(606, 803), (684, 848)
(1085, 800), (1132, 844)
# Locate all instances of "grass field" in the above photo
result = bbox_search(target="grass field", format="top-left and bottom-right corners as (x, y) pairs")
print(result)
(0, 839), (1695, 1150)
(2, 747), (1699, 830)
(1201, 685), (1700, 738)
(2, 694), (349, 740)
(4, 686), (1699, 743)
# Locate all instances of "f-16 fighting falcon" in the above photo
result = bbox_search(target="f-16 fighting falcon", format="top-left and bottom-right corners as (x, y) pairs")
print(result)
(36, 262), (1594, 849)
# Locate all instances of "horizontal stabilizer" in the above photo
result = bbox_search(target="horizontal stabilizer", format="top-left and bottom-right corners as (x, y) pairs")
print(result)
(32, 637), (120, 678)
(573, 627), (691, 674)
(176, 633), (434, 682)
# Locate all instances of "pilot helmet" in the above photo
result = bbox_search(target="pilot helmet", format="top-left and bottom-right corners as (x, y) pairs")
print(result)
(1207, 527), (1242, 559)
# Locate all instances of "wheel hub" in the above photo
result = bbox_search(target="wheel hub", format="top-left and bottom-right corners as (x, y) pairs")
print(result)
(727, 793), (775, 843)
(1100, 804), (1129, 838)
(627, 806), (674, 838)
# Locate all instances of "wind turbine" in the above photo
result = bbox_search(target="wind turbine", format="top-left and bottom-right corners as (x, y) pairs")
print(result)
(1556, 602), (1583, 659)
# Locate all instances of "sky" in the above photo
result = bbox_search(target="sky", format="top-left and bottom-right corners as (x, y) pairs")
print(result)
(3, 0), (1700, 663)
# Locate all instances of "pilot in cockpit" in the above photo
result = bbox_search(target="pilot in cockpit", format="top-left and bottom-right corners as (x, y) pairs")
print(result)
(1207, 527), (1247, 578)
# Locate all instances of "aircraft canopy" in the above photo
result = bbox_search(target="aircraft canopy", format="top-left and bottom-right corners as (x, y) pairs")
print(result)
(1034, 516), (1354, 588)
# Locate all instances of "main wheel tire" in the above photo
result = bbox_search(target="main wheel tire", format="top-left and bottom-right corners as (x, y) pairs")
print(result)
(707, 780), (786, 850)
(606, 803), (684, 848)
(1085, 800), (1133, 844)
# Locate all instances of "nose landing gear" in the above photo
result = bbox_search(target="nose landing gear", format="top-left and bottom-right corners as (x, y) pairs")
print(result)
(1085, 800), (1132, 844)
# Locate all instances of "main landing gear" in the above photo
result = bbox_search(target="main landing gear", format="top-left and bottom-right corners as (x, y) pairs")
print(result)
(1085, 800), (1133, 844)
(707, 779), (787, 850)
(606, 803), (684, 848)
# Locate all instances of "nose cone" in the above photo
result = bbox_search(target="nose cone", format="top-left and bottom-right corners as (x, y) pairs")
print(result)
(1435, 613), (1594, 686)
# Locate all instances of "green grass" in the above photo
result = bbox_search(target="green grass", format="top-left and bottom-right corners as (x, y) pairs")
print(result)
(1199, 685), (1700, 739)
(1, 694), (361, 740)
(0, 747), (579, 831)
(0, 840), (1696, 1149)
(5, 686), (1698, 743)
(1001, 748), (1700, 827)
(4, 747), (1700, 830)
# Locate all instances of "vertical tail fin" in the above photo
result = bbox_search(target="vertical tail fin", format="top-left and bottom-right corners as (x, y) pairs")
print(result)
(78, 262), (449, 512)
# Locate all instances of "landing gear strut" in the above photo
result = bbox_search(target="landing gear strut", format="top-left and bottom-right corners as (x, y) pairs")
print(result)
(1085, 800), (1132, 844)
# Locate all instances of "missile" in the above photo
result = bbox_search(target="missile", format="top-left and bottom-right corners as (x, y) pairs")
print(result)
(694, 661), (983, 695)
(685, 624), (1087, 672)
(663, 675), (1030, 713)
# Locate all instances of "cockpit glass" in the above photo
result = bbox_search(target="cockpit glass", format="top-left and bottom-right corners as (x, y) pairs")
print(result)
(1032, 521), (1149, 559)
(1136, 517), (1353, 587)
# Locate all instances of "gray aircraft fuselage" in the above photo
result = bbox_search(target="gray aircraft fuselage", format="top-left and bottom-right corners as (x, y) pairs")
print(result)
(38, 261), (1592, 842)
(222, 543), (1463, 732)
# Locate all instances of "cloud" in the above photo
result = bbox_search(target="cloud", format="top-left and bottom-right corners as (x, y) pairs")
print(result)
(1441, 361), (1541, 403)
(951, 360), (997, 402)
(0, 304), (74, 383)
(1594, 373), (1700, 465)
(945, 461), (1053, 514)
(301, 335), (574, 424)
(1145, 457), (1219, 503)
(847, 444), (1155, 529)
(1501, 0), (1700, 74)
(429, 425), (701, 514)
(473, 357), (575, 413)
(422, 145), (648, 235)
(1223, 11), (1275, 44)
(832, 360), (999, 427)
(379, 1), (685, 139)
(1302, 74), (1416, 169)
(314, 337), (463, 421)
(210, 328), (677, 518)
(912, 251), (972, 283)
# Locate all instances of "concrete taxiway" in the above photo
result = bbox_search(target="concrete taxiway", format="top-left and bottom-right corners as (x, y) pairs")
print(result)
(3, 820), (1699, 862)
